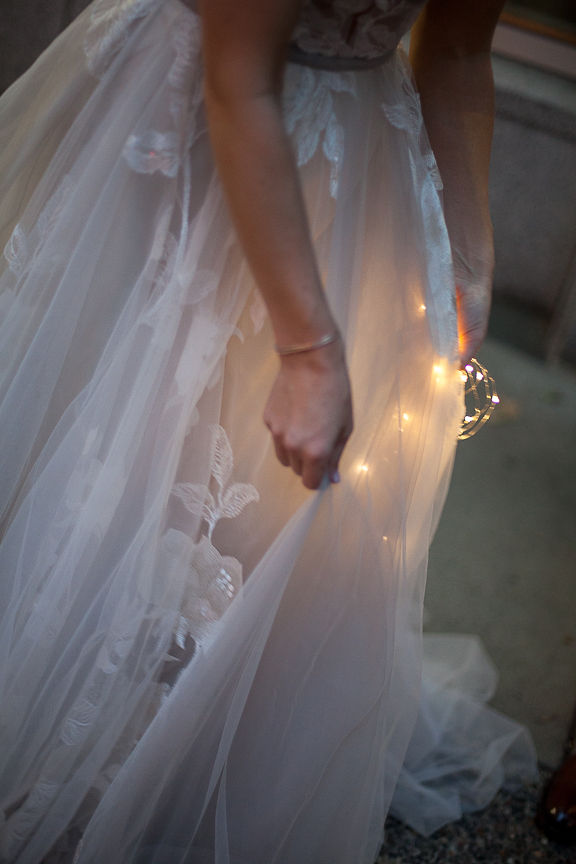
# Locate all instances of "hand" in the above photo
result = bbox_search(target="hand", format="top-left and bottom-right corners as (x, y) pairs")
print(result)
(263, 337), (353, 490)
(456, 278), (492, 366)
(453, 236), (494, 366)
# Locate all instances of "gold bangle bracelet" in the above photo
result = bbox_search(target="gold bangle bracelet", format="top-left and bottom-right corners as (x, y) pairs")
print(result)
(274, 332), (339, 356)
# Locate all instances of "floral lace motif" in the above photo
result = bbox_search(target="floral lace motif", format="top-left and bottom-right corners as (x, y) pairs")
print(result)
(3, 176), (73, 288)
(121, 10), (203, 180)
(84, 0), (160, 77)
(381, 64), (456, 356)
(291, 0), (426, 60)
(3, 225), (27, 277)
(167, 11), (203, 131)
(0, 782), (60, 859)
(284, 67), (357, 198)
(381, 72), (443, 191)
(123, 131), (181, 178)
(171, 425), (259, 646)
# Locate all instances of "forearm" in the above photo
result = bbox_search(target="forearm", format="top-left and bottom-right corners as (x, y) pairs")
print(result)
(198, 0), (351, 489)
(204, 88), (337, 345)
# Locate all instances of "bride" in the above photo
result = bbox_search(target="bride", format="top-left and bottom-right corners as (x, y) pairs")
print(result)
(0, 0), (536, 862)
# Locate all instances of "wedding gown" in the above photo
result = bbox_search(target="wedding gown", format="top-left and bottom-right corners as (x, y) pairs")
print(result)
(0, 1), (537, 862)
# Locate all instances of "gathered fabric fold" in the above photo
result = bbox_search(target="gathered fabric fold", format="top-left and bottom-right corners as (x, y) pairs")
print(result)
(0, 2), (536, 862)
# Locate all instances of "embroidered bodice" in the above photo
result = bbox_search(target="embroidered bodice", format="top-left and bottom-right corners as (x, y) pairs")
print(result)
(291, 0), (427, 60)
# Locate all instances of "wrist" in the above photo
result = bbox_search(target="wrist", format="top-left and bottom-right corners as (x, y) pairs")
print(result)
(274, 331), (340, 356)
(270, 299), (337, 349)
(278, 331), (346, 371)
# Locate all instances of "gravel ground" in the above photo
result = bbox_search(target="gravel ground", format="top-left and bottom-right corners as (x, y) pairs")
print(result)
(42, 769), (574, 863)
(377, 769), (575, 864)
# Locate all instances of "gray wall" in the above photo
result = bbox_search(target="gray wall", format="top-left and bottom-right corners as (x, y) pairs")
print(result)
(492, 92), (576, 309)
(490, 58), (576, 361)
(0, 0), (90, 94)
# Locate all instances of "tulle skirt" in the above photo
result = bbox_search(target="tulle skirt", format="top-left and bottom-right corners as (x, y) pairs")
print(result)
(0, 1), (537, 862)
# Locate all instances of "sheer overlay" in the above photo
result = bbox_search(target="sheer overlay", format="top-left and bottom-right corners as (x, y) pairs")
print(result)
(0, 2), (536, 863)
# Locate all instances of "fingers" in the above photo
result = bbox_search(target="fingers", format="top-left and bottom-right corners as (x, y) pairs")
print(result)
(289, 453), (303, 477)
(458, 321), (488, 367)
(263, 362), (353, 490)
(326, 435), (347, 485)
(301, 454), (328, 490)
(267, 429), (322, 485)
(268, 429), (344, 489)
(295, 433), (350, 490)
(269, 430), (290, 468)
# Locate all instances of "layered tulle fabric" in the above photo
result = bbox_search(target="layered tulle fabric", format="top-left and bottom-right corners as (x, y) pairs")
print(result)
(0, 2), (536, 863)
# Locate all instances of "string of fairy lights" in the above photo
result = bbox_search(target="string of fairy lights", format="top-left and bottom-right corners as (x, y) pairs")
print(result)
(458, 357), (500, 440)
(355, 356), (499, 478)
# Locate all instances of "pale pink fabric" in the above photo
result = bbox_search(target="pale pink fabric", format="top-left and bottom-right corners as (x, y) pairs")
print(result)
(0, 2), (537, 863)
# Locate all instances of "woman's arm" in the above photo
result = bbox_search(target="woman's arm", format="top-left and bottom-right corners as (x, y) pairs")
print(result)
(198, 0), (352, 490)
(410, 0), (505, 364)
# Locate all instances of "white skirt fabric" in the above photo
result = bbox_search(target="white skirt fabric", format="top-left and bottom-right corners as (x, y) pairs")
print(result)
(0, 2), (537, 863)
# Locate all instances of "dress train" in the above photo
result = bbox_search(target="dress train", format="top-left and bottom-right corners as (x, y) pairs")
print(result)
(0, 2), (536, 862)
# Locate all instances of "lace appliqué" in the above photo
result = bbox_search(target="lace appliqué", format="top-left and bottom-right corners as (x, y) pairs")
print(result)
(382, 66), (457, 357)
(123, 131), (181, 178)
(167, 12), (203, 133)
(3, 225), (27, 277)
(0, 611), (164, 855)
(171, 425), (259, 646)
(121, 11), (203, 180)
(381, 71), (443, 191)
(3, 176), (73, 288)
(284, 66), (357, 198)
(84, 0), (160, 77)
(138, 231), (220, 330)
(0, 782), (60, 859)
(85, 0), (204, 180)
(291, 0), (425, 61)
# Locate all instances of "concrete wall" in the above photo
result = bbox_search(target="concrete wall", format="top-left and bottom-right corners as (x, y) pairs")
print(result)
(490, 57), (576, 361)
(492, 86), (576, 310)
